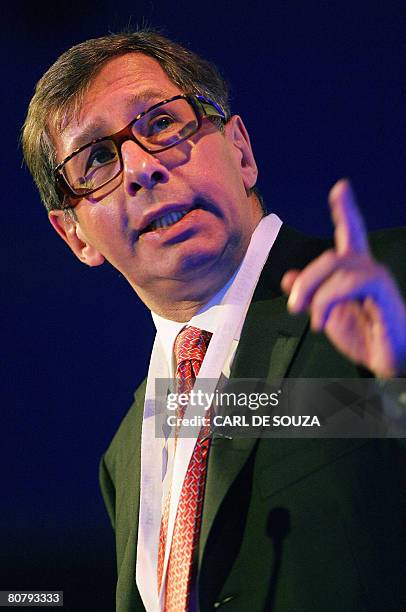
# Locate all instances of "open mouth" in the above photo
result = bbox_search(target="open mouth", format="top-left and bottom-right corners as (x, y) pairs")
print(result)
(140, 208), (193, 235)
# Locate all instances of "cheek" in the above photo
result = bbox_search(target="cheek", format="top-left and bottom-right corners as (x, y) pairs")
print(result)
(188, 140), (242, 189)
(185, 165), (245, 218)
(78, 205), (127, 253)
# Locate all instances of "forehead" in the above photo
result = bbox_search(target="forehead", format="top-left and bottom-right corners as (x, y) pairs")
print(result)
(82, 53), (182, 111)
(54, 53), (184, 160)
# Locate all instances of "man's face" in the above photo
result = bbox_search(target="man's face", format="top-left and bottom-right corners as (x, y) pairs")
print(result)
(50, 53), (261, 316)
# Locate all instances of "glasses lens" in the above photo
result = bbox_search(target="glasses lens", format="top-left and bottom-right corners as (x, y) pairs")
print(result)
(63, 139), (120, 195)
(133, 98), (198, 150)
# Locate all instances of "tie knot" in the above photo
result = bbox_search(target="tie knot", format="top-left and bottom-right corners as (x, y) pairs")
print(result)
(174, 326), (212, 372)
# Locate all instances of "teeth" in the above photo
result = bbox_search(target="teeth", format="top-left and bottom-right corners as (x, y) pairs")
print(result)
(149, 210), (188, 231)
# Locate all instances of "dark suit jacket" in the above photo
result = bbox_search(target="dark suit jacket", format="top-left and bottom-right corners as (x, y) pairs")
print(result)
(100, 225), (406, 611)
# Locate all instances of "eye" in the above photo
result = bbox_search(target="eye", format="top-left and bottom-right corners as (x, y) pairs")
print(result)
(148, 114), (176, 135)
(85, 143), (117, 171)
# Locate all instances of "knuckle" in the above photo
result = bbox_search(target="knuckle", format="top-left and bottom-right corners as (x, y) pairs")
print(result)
(291, 272), (306, 296)
(311, 291), (326, 315)
(321, 249), (337, 265)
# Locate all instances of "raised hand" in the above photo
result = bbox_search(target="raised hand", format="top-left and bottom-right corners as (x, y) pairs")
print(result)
(281, 179), (406, 377)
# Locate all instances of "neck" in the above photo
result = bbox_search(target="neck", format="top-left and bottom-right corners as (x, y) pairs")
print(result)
(135, 270), (235, 322)
(150, 299), (210, 323)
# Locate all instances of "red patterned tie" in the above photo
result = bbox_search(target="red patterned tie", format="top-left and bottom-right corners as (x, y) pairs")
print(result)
(157, 326), (212, 611)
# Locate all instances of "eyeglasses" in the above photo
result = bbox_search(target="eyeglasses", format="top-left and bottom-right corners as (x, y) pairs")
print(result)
(54, 94), (226, 204)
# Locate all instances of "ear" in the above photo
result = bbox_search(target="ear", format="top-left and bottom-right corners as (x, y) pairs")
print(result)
(48, 210), (105, 267)
(224, 115), (258, 190)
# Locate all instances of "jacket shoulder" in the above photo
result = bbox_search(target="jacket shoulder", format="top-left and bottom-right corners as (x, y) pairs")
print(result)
(103, 379), (147, 468)
(99, 379), (146, 529)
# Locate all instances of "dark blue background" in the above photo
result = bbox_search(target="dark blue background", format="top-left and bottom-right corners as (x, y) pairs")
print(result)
(2, 1), (405, 609)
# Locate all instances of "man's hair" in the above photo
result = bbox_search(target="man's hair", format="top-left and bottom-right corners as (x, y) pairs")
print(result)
(22, 29), (265, 214)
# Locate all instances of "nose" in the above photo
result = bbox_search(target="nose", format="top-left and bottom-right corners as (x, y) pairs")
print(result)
(121, 140), (169, 195)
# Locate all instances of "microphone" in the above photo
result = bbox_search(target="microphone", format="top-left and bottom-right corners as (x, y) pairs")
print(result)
(263, 507), (291, 610)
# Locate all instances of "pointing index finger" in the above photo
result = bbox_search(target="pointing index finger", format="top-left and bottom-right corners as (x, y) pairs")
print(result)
(329, 179), (369, 256)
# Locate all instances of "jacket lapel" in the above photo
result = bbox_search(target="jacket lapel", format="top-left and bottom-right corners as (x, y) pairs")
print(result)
(199, 302), (309, 567)
(199, 225), (325, 567)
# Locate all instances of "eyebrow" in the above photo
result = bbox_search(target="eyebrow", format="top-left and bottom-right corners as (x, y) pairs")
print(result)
(67, 88), (174, 151)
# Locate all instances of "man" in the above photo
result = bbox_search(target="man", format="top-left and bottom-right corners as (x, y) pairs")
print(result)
(22, 30), (406, 612)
